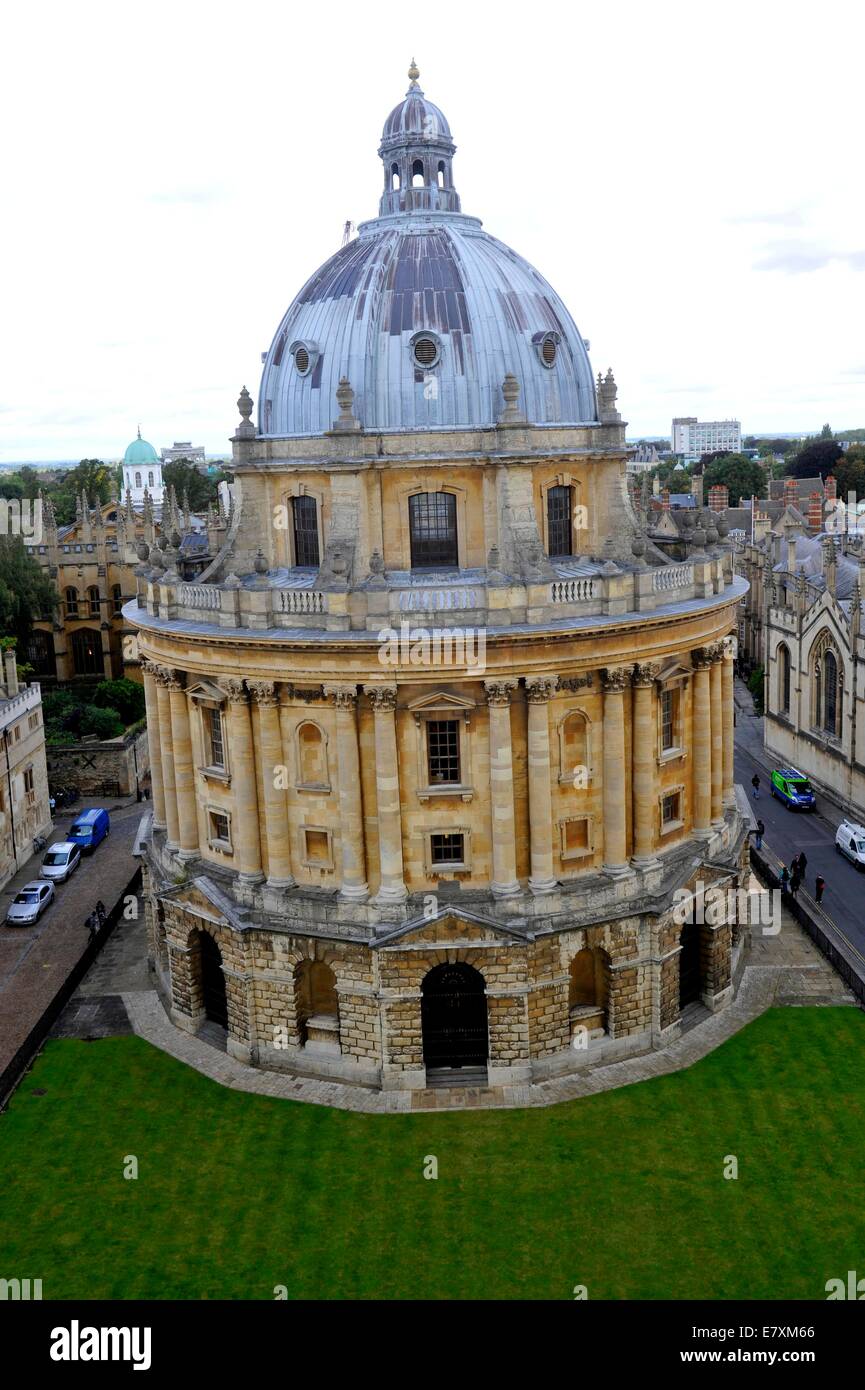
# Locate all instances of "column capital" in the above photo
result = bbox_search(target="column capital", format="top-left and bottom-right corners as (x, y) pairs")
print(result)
(601, 666), (631, 693)
(484, 678), (518, 706)
(524, 675), (558, 703)
(224, 677), (249, 704)
(248, 679), (279, 707)
(161, 667), (185, 693)
(632, 662), (659, 688)
(690, 646), (714, 670)
(323, 683), (359, 709)
(365, 684), (397, 713)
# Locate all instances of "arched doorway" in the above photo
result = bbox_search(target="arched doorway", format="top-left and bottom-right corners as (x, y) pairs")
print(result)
(199, 932), (228, 1028)
(679, 925), (702, 1008)
(421, 962), (488, 1073)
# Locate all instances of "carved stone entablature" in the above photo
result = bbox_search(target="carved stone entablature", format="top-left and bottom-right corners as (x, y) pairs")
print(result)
(632, 662), (659, 687)
(282, 684), (325, 703)
(484, 679), (518, 706)
(525, 675), (559, 703)
(601, 667), (631, 693)
(248, 679), (278, 706)
(558, 674), (593, 691)
(323, 683), (359, 710)
(366, 685), (398, 713)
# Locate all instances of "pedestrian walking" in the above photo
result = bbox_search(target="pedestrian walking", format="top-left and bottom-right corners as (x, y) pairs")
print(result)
(780, 865), (790, 893)
(790, 865), (802, 896)
(754, 818), (765, 851)
(752, 773), (761, 799)
(815, 874), (826, 904)
(798, 851), (808, 877)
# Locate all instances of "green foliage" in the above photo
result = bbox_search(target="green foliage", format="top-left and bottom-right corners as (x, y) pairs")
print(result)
(788, 437), (843, 480)
(701, 453), (767, 506)
(48, 459), (115, 525)
(747, 664), (764, 713)
(162, 458), (230, 512)
(93, 677), (145, 725)
(834, 447), (865, 501)
(43, 687), (124, 743)
(0, 536), (57, 644)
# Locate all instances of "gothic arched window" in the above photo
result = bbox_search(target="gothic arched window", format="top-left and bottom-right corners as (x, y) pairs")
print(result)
(65, 586), (78, 617)
(87, 586), (100, 619)
(778, 643), (791, 715)
(823, 649), (838, 736)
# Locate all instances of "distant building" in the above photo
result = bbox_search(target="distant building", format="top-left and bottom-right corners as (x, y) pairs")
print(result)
(627, 442), (661, 474)
(161, 441), (207, 467)
(122, 430), (165, 506)
(0, 658), (52, 891)
(672, 417), (742, 464)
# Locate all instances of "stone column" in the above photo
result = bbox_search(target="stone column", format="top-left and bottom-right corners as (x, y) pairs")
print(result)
(631, 663), (659, 867)
(484, 679), (520, 898)
(324, 684), (369, 901)
(141, 659), (166, 828)
(722, 636), (736, 807)
(249, 680), (294, 888)
(601, 667), (631, 876)
(709, 644), (724, 827)
(166, 670), (198, 860)
(154, 666), (179, 849)
(525, 675), (558, 895)
(365, 685), (406, 904)
(691, 648), (713, 838)
(225, 678), (264, 884)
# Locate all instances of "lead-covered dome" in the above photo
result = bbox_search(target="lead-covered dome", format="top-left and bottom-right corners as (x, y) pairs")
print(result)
(259, 65), (597, 437)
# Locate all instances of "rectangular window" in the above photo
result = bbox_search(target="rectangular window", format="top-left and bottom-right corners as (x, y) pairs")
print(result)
(409, 492), (458, 569)
(23, 767), (35, 805)
(427, 719), (460, 784)
(661, 791), (681, 825)
(430, 832), (465, 866)
(661, 689), (675, 750)
(209, 810), (230, 844)
(547, 484), (573, 556)
(292, 495), (320, 568)
(562, 818), (589, 855)
(28, 713), (39, 731)
(206, 707), (225, 768)
(303, 828), (331, 865)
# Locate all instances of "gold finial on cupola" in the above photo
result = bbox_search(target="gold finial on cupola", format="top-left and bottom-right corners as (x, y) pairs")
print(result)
(408, 58), (420, 87)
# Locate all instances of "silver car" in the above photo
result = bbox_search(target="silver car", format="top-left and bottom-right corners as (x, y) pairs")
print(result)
(40, 841), (82, 882)
(6, 879), (55, 925)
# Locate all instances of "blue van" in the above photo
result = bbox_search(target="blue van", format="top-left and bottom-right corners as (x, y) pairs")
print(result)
(68, 807), (110, 852)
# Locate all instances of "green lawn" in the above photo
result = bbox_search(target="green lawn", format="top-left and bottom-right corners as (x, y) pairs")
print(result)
(2, 1008), (864, 1300)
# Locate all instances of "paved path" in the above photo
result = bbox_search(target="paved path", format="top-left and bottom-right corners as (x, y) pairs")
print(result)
(0, 799), (144, 1080)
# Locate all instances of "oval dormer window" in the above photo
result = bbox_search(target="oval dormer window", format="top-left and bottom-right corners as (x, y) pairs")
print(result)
(411, 332), (441, 370)
(289, 340), (319, 377)
(535, 331), (560, 368)
(294, 345), (310, 374)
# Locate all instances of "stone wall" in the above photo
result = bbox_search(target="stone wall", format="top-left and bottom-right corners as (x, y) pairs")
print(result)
(46, 724), (150, 796)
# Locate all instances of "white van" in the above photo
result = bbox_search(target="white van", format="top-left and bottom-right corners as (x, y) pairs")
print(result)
(835, 819), (865, 868)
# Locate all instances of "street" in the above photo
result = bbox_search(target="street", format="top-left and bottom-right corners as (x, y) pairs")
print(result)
(733, 678), (865, 961)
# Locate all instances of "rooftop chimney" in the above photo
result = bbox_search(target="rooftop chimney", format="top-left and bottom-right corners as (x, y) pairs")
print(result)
(808, 491), (823, 533)
(3, 650), (18, 698)
(708, 484), (729, 513)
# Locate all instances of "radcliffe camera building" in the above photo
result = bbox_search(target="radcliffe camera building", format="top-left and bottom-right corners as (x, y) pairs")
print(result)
(133, 66), (748, 1092)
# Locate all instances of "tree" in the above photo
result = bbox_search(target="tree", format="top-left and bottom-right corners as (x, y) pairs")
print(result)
(819, 423), (834, 439)
(834, 446), (865, 502)
(93, 677), (145, 726)
(48, 458), (116, 525)
(162, 458), (230, 512)
(788, 438), (842, 480)
(701, 453), (767, 506)
(0, 537), (57, 645)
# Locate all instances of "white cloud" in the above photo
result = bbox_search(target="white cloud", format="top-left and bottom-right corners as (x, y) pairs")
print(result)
(1, 0), (863, 460)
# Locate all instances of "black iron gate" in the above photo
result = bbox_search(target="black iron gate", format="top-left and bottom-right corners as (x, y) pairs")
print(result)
(679, 924), (702, 1007)
(421, 963), (488, 1069)
(199, 933), (228, 1028)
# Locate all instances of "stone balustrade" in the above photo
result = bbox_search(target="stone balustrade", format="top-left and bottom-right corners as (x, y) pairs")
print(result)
(140, 551), (733, 634)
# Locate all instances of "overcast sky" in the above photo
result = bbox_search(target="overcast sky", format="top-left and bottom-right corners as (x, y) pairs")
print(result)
(2, 0), (862, 462)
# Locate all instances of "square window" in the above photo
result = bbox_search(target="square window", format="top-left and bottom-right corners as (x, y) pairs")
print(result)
(430, 832), (464, 866)
(427, 719), (460, 783)
(303, 829), (331, 864)
(209, 811), (230, 844)
(563, 818), (589, 854)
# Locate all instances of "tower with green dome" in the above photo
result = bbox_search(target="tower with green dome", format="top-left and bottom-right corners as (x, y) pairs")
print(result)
(122, 427), (164, 505)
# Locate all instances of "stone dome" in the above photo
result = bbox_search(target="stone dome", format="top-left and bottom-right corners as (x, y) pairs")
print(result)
(259, 67), (597, 437)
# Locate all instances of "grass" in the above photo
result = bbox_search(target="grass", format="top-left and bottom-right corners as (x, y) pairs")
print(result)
(1, 1007), (864, 1300)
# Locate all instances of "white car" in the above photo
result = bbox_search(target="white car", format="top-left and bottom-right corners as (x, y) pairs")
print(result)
(835, 819), (865, 868)
(40, 841), (82, 883)
(6, 879), (55, 925)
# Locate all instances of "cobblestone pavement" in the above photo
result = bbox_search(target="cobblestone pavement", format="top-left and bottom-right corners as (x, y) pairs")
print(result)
(0, 799), (146, 1078)
(113, 899), (856, 1115)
